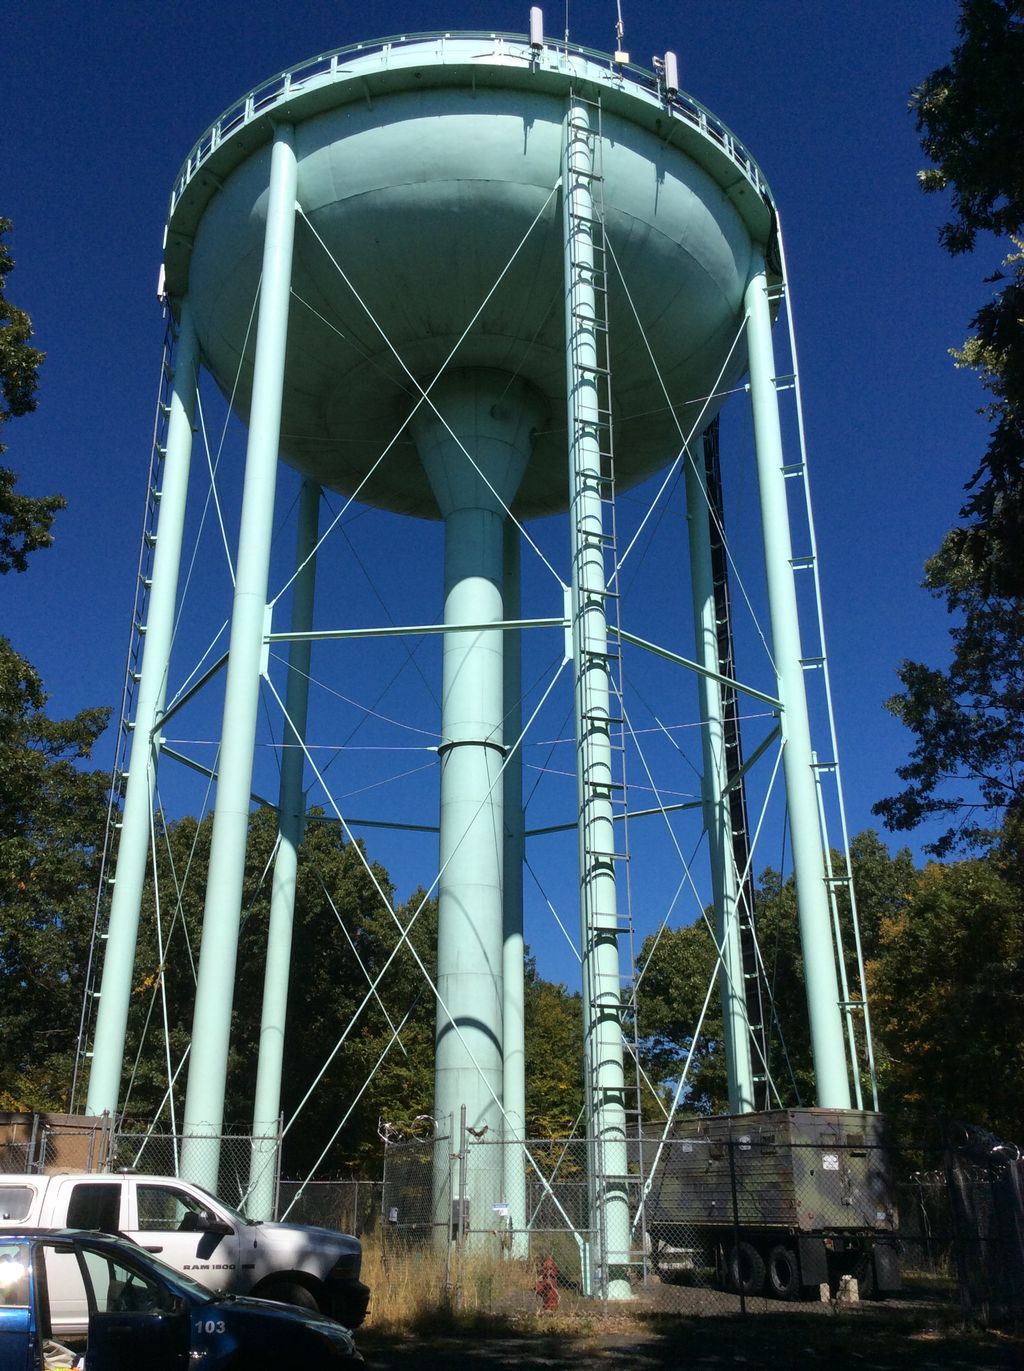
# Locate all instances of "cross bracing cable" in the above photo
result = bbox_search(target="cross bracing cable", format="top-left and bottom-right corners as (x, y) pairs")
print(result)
(265, 665), (591, 1244)
(172, 275), (261, 641)
(194, 391), (237, 589)
(326, 493), (442, 713)
(620, 698), (781, 1098)
(310, 866), (409, 1051)
(148, 796), (179, 1167)
(265, 651), (441, 740)
(524, 856), (581, 965)
(603, 234), (776, 671)
(278, 997), (422, 1219)
(289, 288), (418, 398)
(265, 657), (569, 1142)
(284, 192), (566, 601)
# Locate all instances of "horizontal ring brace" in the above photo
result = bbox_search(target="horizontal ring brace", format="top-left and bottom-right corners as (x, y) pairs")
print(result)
(437, 738), (507, 758)
(266, 616), (566, 643)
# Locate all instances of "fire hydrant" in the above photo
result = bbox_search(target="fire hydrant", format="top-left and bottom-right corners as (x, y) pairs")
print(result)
(534, 1255), (560, 1311)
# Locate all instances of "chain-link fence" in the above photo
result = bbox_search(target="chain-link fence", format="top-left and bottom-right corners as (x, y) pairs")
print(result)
(1, 1112), (113, 1175)
(373, 1115), (1023, 1323)
(278, 1179), (383, 1235)
(109, 1126), (282, 1213)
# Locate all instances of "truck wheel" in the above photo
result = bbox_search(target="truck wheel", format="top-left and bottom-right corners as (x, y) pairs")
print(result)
(258, 1279), (321, 1313)
(766, 1244), (800, 1301)
(728, 1241), (766, 1296)
(855, 1252), (879, 1300)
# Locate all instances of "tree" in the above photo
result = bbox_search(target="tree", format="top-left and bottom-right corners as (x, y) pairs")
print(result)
(635, 833), (917, 1114)
(111, 804), (441, 1177)
(868, 847), (1024, 1140)
(522, 955), (583, 1137)
(912, 1), (1024, 257)
(873, 544), (1024, 852)
(0, 217), (64, 573)
(0, 638), (110, 1108)
(878, 3), (1024, 847)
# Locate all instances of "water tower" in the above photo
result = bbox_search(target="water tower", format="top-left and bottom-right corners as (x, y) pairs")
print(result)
(84, 18), (864, 1299)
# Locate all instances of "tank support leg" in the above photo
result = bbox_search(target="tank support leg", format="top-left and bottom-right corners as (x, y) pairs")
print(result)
(182, 125), (299, 1189)
(248, 477), (321, 1220)
(685, 437), (755, 1113)
(87, 299), (199, 1120)
(745, 265), (851, 1110)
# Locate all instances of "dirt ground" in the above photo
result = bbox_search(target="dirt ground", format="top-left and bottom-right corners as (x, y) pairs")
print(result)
(360, 1306), (1023, 1371)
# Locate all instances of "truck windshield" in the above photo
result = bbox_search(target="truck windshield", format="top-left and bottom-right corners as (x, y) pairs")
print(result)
(115, 1245), (218, 1305)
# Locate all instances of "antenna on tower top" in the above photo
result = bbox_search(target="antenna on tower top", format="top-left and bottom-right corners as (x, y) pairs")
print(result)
(613, 0), (629, 64)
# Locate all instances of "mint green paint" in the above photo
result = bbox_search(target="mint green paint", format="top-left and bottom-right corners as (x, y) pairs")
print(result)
(171, 40), (763, 525)
(181, 126), (299, 1191)
(248, 477), (320, 1220)
(745, 267), (851, 1111)
(86, 300), (199, 1121)
(413, 370), (545, 1244)
(502, 520), (528, 1259)
(685, 439), (754, 1113)
(563, 101), (632, 1302)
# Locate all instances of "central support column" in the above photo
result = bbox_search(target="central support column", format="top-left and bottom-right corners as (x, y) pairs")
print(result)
(502, 521), (528, 1257)
(412, 369), (543, 1247)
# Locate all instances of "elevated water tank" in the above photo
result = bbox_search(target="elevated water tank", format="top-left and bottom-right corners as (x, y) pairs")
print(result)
(163, 33), (775, 517)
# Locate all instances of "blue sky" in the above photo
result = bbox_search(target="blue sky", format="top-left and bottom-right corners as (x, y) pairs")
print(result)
(4, 2), (988, 987)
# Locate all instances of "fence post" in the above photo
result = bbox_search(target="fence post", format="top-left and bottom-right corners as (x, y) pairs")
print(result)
(455, 1106), (468, 1309)
(943, 1137), (972, 1323)
(727, 1122), (746, 1316)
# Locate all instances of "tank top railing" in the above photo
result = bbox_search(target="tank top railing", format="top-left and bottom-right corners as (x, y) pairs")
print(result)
(169, 32), (772, 219)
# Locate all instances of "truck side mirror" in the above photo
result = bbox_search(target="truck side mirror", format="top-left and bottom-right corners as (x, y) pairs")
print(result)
(198, 1211), (234, 1237)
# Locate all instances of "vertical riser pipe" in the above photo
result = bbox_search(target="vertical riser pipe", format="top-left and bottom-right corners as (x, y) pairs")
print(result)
(684, 441), (754, 1112)
(563, 101), (632, 1300)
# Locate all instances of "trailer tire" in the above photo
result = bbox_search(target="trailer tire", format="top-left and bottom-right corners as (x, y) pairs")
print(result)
(766, 1244), (800, 1300)
(728, 1241), (766, 1296)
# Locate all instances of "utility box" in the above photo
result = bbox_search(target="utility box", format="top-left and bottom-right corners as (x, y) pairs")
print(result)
(641, 1109), (900, 1299)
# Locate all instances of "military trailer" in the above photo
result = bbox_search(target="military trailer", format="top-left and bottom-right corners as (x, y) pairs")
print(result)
(641, 1108), (900, 1299)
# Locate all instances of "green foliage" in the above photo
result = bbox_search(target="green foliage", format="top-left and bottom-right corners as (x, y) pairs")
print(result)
(114, 806), (441, 1176)
(523, 955), (583, 1136)
(874, 558), (1024, 853)
(635, 833), (917, 1114)
(635, 918), (724, 1113)
(944, 237), (1024, 600)
(911, 0), (1024, 255)
(882, 3), (1024, 845)
(0, 637), (110, 1107)
(110, 808), (587, 1174)
(868, 844), (1024, 1140)
(0, 217), (64, 573)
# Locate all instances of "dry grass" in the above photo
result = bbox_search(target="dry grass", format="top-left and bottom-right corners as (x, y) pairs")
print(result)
(359, 1236), (1024, 1369)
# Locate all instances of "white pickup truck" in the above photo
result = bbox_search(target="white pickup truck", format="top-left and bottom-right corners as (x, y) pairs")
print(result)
(0, 1171), (369, 1335)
